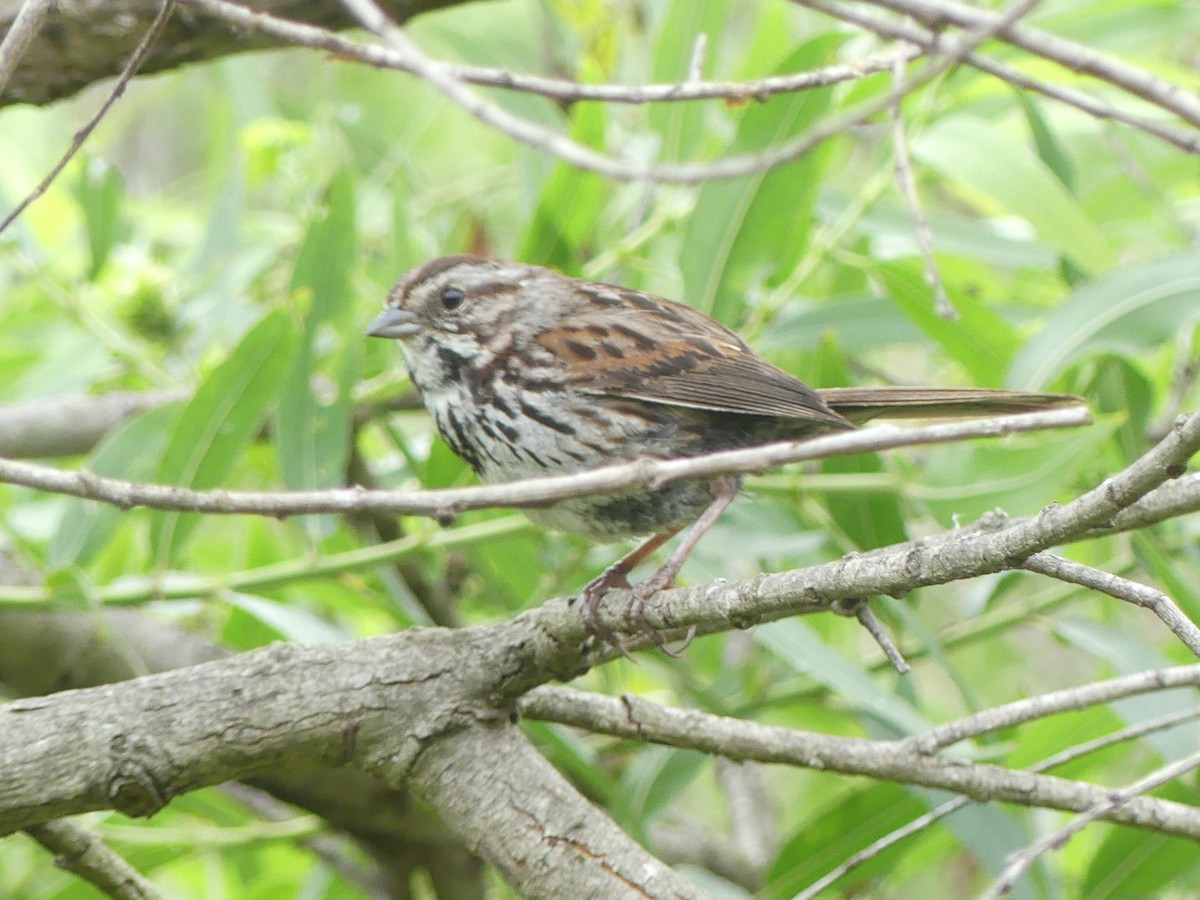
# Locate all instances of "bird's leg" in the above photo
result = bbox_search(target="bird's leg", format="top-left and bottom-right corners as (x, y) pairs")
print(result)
(625, 476), (739, 652)
(580, 528), (679, 649)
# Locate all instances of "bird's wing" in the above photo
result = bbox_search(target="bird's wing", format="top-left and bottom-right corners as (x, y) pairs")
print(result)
(534, 293), (852, 429)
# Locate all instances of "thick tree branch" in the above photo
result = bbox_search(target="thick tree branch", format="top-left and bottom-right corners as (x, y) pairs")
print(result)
(0, 604), (482, 896)
(0, 391), (187, 459)
(0, 0), (53, 96)
(0, 0), (176, 237)
(0, 624), (701, 896)
(405, 723), (702, 900)
(0, 0), (467, 107)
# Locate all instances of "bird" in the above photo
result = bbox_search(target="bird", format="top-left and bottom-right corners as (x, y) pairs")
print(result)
(367, 255), (1081, 647)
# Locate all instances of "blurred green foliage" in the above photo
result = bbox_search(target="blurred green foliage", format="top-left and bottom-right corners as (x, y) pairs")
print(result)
(2, 0), (1199, 896)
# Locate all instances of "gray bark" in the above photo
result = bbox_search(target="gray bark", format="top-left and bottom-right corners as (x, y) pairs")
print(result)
(0, 0), (467, 108)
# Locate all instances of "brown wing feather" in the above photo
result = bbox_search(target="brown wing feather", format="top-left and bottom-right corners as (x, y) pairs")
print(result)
(536, 296), (852, 429)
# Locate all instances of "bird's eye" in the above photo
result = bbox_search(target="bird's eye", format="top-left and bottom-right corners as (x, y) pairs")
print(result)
(440, 286), (465, 311)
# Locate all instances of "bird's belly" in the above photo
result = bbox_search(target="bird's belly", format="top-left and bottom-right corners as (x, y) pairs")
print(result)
(422, 385), (719, 538)
(523, 481), (720, 541)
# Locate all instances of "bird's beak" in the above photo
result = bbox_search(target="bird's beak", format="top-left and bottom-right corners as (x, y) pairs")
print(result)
(366, 307), (421, 339)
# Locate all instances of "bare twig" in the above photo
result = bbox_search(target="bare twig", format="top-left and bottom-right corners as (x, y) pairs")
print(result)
(687, 34), (709, 83)
(803, 0), (1200, 156)
(25, 819), (163, 900)
(889, 58), (953, 319)
(904, 666), (1200, 755)
(0, 407), (1089, 518)
(853, 0), (1200, 129)
(326, 0), (1039, 183)
(0, 0), (176, 238)
(0, 0), (54, 95)
(984, 749), (1200, 898)
(519, 685), (1200, 838)
(180, 0), (916, 105)
(714, 758), (776, 880)
(834, 598), (911, 673)
(796, 706), (1200, 899)
(1024, 552), (1200, 658)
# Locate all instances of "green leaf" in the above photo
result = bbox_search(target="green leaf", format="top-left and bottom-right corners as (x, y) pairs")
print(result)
(48, 402), (182, 569)
(76, 157), (125, 280)
(518, 95), (606, 270)
(820, 186), (1059, 271)
(1007, 252), (1200, 389)
(1055, 619), (1194, 760)
(758, 296), (924, 353)
(755, 619), (930, 735)
(814, 337), (907, 549)
(648, 0), (727, 162)
(222, 593), (347, 644)
(914, 117), (1112, 274)
(914, 419), (1112, 527)
(873, 261), (1019, 384)
(762, 783), (928, 898)
(1015, 92), (1075, 192)
(277, 173), (358, 531)
(150, 309), (299, 564)
(621, 745), (707, 824)
(523, 721), (629, 820)
(682, 37), (841, 323)
(1084, 355), (1155, 465)
(1083, 785), (1200, 899)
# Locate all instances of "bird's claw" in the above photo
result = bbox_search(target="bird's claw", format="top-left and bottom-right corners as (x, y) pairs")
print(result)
(579, 566), (689, 659)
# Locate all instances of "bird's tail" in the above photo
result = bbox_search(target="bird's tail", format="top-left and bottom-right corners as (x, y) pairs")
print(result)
(817, 387), (1084, 425)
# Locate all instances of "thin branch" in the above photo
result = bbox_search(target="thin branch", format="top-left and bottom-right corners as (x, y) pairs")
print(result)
(904, 666), (1200, 755)
(0, 0), (54, 96)
(1024, 552), (1200, 657)
(714, 758), (776, 881)
(1033, 706), (1200, 772)
(686, 33), (708, 83)
(984, 749), (1200, 898)
(0, 406), (1090, 518)
(1104, 472), (1200, 535)
(889, 57), (953, 319)
(574, 411), (1200, 650)
(0, 515), (532, 607)
(517, 685), (1200, 838)
(179, 0), (918, 105)
(0, 0), (176, 237)
(25, 819), (163, 900)
(853, 0), (1200, 129)
(796, 705), (1200, 899)
(326, 0), (1039, 183)
(803, 0), (1200, 156)
(834, 598), (911, 673)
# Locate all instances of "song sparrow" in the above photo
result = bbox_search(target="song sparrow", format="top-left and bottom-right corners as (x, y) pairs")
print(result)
(367, 255), (1079, 647)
